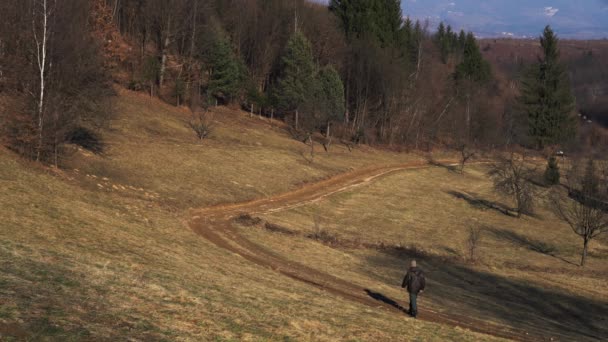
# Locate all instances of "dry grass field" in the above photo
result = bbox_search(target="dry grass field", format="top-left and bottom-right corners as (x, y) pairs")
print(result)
(254, 163), (608, 340)
(64, 88), (418, 209)
(1, 89), (505, 341)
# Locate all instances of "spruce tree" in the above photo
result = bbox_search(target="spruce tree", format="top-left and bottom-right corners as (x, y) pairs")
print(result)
(544, 156), (560, 185)
(403, 17), (418, 66)
(436, 22), (452, 64)
(329, 0), (403, 47)
(437, 22), (446, 42)
(446, 25), (455, 52)
(143, 56), (160, 97)
(519, 26), (576, 148)
(582, 159), (599, 197)
(208, 37), (244, 103)
(456, 32), (490, 82)
(455, 32), (491, 139)
(458, 29), (467, 51)
(318, 65), (345, 132)
(274, 32), (317, 128)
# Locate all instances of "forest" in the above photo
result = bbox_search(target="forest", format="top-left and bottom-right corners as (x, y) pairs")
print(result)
(1, 0), (606, 164)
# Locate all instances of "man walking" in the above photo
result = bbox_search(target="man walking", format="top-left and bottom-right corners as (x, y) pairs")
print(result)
(401, 260), (426, 318)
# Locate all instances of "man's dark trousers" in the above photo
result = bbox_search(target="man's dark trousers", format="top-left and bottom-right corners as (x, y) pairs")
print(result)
(409, 292), (417, 317)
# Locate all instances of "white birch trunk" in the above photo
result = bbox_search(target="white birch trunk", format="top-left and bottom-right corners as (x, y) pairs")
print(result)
(159, 18), (171, 88)
(34, 0), (50, 162)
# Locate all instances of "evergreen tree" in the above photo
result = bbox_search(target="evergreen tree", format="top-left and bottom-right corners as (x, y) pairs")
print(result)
(456, 32), (490, 82)
(403, 17), (418, 65)
(455, 32), (491, 140)
(544, 156), (560, 185)
(143, 56), (161, 97)
(446, 25), (455, 52)
(329, 0), (403, 47)
(437, 22), (452, 64)
(318, 65), (345, 132)
(582, 159), (600, 197)
(173, 77), (185, 106)
(208, 37), (244, 103)
(274, 31), (317, 127)
(458, 29), (467, 50)
(519, 26), (576, 148)
(437, 22), (446, 42)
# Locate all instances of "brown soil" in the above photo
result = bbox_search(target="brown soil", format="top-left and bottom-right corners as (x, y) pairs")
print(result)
(189, 161), (548, 341)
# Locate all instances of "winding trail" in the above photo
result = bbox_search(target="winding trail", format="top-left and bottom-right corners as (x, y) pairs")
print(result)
(189, 161), (545, 341)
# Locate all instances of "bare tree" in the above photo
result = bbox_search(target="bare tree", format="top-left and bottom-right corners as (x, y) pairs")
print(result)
(458, 144), (476, 174)
(32, 0), (56, 161)
(488, 153), (536, 218)
(551, 159), (608, 266)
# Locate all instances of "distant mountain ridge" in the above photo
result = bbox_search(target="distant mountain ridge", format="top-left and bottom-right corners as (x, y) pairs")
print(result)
(316, 1), (608, 39)
(403, 0), (608, 39)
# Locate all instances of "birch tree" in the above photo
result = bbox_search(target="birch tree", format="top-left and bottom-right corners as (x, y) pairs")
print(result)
(32, 0), (55, 161)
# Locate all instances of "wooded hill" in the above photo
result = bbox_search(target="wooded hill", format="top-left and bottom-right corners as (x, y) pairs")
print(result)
(1, 0), (607, 165)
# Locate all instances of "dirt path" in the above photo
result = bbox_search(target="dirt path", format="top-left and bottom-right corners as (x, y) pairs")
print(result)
(189, 161), (545, 341)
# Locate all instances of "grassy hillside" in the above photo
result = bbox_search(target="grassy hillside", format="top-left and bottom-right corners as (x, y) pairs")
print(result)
(255, 164), (608, 340)
(1, 89), (499, 341)
(64, 88), (418, 209)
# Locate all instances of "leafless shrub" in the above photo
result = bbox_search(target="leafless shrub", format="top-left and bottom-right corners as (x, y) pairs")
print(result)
(234, 213), (262, 227)
(189, 109), (214, 141)
(306, 213), (339, 246)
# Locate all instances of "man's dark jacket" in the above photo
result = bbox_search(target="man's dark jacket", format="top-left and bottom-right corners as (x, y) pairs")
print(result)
(401, 267), (426, 294)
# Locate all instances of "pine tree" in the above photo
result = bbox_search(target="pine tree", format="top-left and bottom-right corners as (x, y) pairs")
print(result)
(402, 17), (418, 66)
(143, 56), (160, 97)
(436, 22), (452, 64)
(582, 159), (599, 198)
(437, 22), (446, 42)
(330, 0), (403, 48)
(274, 31), (317, 128)
(458, 29), (467, 51)
(208, 37), (244, 103)
(456, 32), (490, 82)
(544, 156), (560, 185)
(519, 26), (576, 148)
(318, 65), (345, 132)
(173, 77), (185, 106)
(446, 25), (455, 52)
(455, 32), (491, 140)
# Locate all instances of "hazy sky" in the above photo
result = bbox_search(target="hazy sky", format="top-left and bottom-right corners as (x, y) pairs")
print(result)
(319, 0), (608, 38)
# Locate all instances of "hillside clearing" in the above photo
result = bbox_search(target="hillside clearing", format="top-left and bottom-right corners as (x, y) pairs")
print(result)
(1, 89), (497, 341)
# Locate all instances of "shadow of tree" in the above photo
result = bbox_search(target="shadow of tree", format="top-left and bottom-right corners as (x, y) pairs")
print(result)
(446, 190), (514, 216)
(486, 227), (578, 266)
(364, 249), (608, 341)
(428, 159), (459, 173)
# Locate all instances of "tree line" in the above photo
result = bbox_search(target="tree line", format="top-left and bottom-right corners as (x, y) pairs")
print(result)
(0, 0), (581, 162)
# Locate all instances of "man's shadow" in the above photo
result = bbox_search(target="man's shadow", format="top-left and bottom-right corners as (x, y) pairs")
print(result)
(364, 289), (408, 314)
